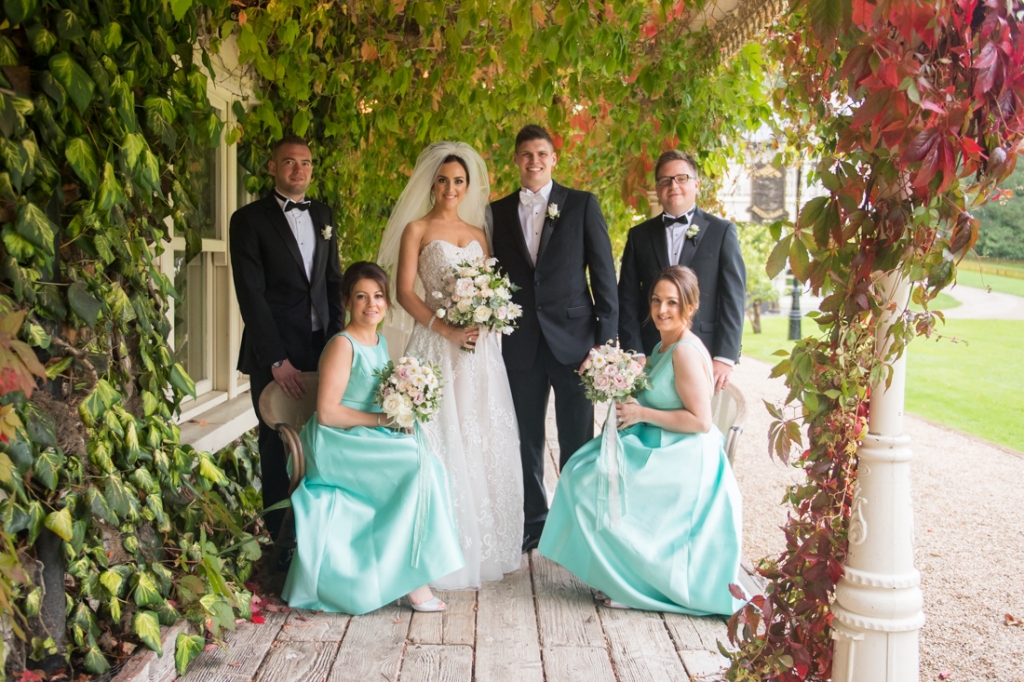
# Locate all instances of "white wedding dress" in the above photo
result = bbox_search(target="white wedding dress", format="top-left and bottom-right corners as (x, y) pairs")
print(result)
(405, 239), (524, 589)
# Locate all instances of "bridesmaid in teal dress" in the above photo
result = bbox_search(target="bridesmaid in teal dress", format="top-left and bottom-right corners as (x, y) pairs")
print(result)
(539, 265), (742, 616)
(282, 262), (463, 615)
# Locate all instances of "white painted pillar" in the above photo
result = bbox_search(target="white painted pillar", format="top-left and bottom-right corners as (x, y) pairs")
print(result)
(832, 273), (924, 681)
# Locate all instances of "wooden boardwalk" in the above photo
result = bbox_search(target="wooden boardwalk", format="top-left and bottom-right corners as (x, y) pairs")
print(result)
(179, 551), (733, 682)
(179, 399), (747, 681)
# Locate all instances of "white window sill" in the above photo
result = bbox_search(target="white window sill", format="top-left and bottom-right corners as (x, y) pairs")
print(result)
(178, 391), (258, 453)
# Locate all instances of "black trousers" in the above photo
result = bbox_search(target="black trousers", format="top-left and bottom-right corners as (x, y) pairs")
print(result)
(506, 336), (594, 538)
(248, 330), (326, 541)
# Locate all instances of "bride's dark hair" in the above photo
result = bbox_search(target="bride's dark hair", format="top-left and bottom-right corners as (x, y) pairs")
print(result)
(439, 154), (470, 184)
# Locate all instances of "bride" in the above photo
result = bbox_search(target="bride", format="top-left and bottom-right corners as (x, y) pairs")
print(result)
(378, 142), (524, 589)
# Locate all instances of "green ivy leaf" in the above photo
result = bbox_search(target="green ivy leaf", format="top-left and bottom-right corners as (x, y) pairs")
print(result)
(133, 572), (162, 607)
(99, 569), (123, 598)
(56, 9), (86, 41)
(24, 586), (42, 616)
(14, 201), (55, 254)
(86, 485), (118, 525)
(25, 24), (56, 55)
(174, 632), (204, 675)
(38, 71), (66, 111)
(96, 161), (125, 211)
(83, 645), (110, 674)
(78, 379), (121, 426)
(68, 281), (101, 326)
(32, 449), (63, 491)
(65, 136), (99, 189)
(169, 362), (196, 398)
(133, 610), (163, 656)
(0, 452), (15, 486)
(2, 226), (35, 261)
(3, 0), (40, 25)
(121, 133), (146, 171)
(105, 475), (132, 518)
(101, 22), (123, 51)
(198, 455), (228, 486)
(789, 236), (810, 282)
(44, 507), (73, 542)
(49, 53), (95, 113)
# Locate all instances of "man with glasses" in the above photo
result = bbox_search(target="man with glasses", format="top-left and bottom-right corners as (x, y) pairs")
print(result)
(617, 150), (746, 392)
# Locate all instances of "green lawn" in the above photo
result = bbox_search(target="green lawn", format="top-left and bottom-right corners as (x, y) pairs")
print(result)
(953, 268), (1024, 298)
(910, 291), (960, 311)
(742, 316), (1024, 453)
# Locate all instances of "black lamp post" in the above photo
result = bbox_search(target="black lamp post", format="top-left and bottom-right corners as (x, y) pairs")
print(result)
(788, 271), (802, 341)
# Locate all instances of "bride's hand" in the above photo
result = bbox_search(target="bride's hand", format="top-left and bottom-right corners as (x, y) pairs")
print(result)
(614, 397), (644, 430)
(442, 323), (480, 351)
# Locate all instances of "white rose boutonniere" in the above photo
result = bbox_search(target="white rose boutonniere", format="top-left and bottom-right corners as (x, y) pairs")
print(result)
(547, 203), (560, 221)
(685, 223), (700, 239)
(322, 225), (333, 240)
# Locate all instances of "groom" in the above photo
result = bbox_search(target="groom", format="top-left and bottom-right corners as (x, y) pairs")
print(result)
(230, 134), (345, 552)
(490, 125), (619, 552)
(617, 149), (746, 391)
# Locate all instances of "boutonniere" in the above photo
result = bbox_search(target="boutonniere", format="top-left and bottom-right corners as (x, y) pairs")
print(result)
(685, 223), (700, 239)
(322, 225), (333, 240)
(547, 203), (560, 221)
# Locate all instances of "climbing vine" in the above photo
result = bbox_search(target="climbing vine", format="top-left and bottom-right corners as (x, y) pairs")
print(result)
(0, 0), (263, 676)
(219, 0), (772, 257)
(725, 0), (1024, 679)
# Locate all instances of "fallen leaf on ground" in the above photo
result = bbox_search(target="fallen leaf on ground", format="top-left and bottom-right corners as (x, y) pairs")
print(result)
(393, 619), (405, 624)
(1004, 613), (1022, 626)
(228, 662), (242, 667)
(252, 615), (266, 624)
(938, 671), (951, 680)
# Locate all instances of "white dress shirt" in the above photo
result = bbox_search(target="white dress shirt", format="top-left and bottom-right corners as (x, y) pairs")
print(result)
(518, 180), (553, 265)
(663, 207), (696, 266)
(274, 193), (322, 331)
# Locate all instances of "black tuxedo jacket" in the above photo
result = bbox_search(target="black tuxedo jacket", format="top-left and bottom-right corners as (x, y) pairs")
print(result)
(230, 194), (344, 374)
(617, 207), (746, 360)
(490, 182), (619, 368)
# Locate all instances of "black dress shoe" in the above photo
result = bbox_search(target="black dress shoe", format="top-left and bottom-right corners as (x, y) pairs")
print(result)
(522, 534), (540, 553)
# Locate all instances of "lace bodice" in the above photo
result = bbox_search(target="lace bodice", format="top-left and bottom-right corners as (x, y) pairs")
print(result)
(418, 239), (485, 314)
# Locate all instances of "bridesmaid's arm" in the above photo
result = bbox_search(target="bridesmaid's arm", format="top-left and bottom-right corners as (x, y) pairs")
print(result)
(617, 343), (713, 434)
(315, 335), (390, 429)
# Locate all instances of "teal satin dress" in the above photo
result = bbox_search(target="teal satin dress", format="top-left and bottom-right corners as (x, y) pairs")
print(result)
(539, 339), (743, 616)
(282, 333), (464, 615)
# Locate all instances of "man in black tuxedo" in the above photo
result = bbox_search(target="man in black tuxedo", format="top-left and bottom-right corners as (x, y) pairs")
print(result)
(230, 135), (344, 546)
(618, 150), (746, 391)
(490, 125), (618, 552)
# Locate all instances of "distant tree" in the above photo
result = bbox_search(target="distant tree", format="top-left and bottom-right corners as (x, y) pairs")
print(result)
(974, 167), (1024, 261)
(738, 222), (778, 333)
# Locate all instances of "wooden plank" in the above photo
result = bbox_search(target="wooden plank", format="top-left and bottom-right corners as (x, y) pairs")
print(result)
(328, 602), (411, 682)
(278, 609), (350, 642)
(600, 607), (690, 682)
(179, 610), (287, 682)
(663, 613), (729, 653)
(475, 563), (543, 682)
(738, 560), (767, 597)
(680, 649), (728, 681)
(398, 644), (473, 682)
(408, 591), (476, 645)
(542, 646), (616, 682)
(254, 640), (339, 681)
(532, 553), (604, 647)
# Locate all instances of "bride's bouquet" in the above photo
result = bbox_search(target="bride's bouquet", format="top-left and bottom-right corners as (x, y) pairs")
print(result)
(578, 343), (650, 404)
(577, 343), (648, 529)
(374, 356), (443, 429)
(432, 255), (522, 345)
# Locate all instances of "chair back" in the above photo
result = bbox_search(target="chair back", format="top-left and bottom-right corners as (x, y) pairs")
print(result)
(710, 383), (745, 464)
(258, 372), (320, 432)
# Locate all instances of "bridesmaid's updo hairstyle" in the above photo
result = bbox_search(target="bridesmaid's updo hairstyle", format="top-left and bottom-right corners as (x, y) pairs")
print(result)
(650, 265), (700, 323)
(341, 261), (391, 310)
(439, 154), (470, 184)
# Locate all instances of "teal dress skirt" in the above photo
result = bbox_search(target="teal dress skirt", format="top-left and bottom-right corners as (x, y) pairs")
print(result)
(538, 339), (743, 616)
(282, 333), (464, 615)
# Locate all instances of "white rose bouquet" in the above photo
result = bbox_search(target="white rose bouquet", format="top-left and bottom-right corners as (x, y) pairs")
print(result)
(577, 343), (649, 530)
(432, 255), (522, 350)
(578, 343), (650, 404)
(374, 356), (443, 429)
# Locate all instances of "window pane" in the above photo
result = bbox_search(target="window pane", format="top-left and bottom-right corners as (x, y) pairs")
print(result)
(173, 251), (208, 383)
(185, 144), (219, 240)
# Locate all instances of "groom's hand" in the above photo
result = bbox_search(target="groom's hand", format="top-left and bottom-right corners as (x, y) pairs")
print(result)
(712, 360), (733, 393)
(272, 359), (305, 400)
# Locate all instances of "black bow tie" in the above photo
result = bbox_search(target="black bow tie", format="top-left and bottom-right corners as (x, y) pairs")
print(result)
(663, 214), (689, 227)
(275, 191), (311, 212)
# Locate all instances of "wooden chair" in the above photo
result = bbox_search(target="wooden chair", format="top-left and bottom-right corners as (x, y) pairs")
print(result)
(257, 372), (320, 495)
(711, 383), (745, 465)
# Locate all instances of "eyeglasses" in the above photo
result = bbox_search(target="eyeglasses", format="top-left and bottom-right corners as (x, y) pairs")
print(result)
(656, 174), (696, 188)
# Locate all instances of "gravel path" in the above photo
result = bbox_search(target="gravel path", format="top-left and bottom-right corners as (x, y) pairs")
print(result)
(730, 355), (1024, 682)
(943, 283), (1024, 320)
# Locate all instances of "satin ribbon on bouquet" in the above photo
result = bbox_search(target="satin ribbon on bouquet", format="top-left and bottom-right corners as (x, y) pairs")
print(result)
(410, 421), (433, 568)
(596, 402), (628, 530)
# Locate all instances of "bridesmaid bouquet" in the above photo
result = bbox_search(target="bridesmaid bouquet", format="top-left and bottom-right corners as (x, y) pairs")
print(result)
(578, 343), (648, 529)
(375, 356), (443, 429)
(432, 255), (522, 343)
(578, 343), (650, 404)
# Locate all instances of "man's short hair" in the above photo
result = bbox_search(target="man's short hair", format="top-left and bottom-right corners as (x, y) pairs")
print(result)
(515, 125), (554, 151)
(655, 150), (699, 180)
(271, 134), (310, 157)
